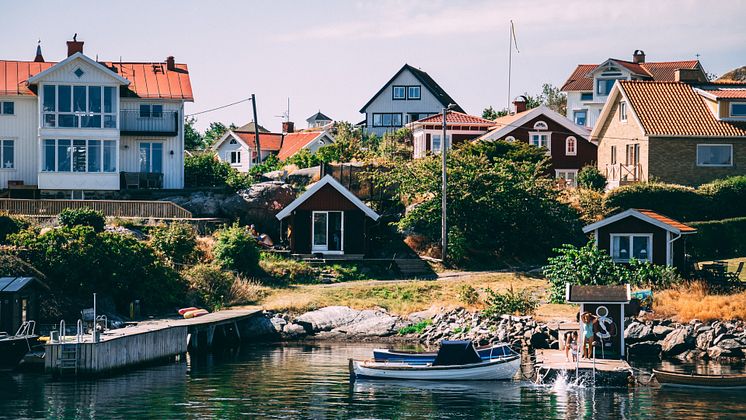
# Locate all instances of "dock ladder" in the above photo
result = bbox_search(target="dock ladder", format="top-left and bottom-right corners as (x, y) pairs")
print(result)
(55, 320), (82, 376)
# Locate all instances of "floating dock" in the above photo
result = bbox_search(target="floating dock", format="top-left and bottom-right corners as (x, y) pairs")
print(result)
(45, 309), (261, 377)
(534, 349), (633, 387)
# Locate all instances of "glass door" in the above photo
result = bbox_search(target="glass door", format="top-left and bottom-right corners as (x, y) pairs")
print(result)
(312, 211), (344, 253)
(312, 212), (328, 251)
(328, 212), (343, 251)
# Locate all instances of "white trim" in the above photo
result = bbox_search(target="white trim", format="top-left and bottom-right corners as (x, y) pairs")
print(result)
(479, 105), (591, 142)
(696, 143), (733, 167)
(565, 136), (577, 155)
(582, 208), (695, 235)
(620, 304), (625, 357)
(666, 231), (672, 266)
(528, 131), (551, 152)
(619, 101), (628, 122)
(28, 53), (130, 85)
(211, 130), (246, 151)
(533, 120), (548, 130)
(276, 175), (380, 221)
(609, 233), (653, 263)
(311, 210), (344, 253)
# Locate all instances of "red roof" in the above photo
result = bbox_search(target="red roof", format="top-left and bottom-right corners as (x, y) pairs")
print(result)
(234, 132), (283, 151)
(637, 209), (696, 233)
(561, 60), (701, 92)
(698, 88), (746, 99)
(412, 111), (494, 125)
(0, 59), (193, 101)
(278, 132), (324, 161)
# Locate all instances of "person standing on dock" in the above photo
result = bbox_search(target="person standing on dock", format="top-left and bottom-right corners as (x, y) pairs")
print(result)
(580, 312), (597, 359)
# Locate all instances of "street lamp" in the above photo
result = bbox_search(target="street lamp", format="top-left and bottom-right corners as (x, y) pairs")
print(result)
(441, 103), (457, 263)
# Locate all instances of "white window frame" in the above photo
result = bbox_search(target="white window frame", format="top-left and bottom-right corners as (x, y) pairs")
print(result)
(565, 136), (577, 156)
(505, 136), (516, 142)
(573, 109), (588, 126)
(696, 144), (733, 167)
(392, 86), (406, 100)
(555, 169), (578, 187)
(311, 210), (344, 254)
(139, 141), (164, 173)
(41, 84), (118, 129)
(40, 138), (116, 173)
(729, 102), (746, 118)
(229, 138), (238, 145)
(0, 101), (14, 115)
(230, 150), (241, 165)
(610, 233), (653, 263)
(529, 132), (551, 152)
(533, 121), (548, 130)
(0, 139), (15, 170)
(619, 101), (627, 122)
(407, 85), (421, 100)
(431, 134), (451, 153)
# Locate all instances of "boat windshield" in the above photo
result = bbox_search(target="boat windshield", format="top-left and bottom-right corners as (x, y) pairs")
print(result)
(432, 341), (482, 366)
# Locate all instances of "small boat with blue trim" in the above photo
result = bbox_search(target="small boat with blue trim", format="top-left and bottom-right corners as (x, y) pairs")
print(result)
(373, 342), (515, 364)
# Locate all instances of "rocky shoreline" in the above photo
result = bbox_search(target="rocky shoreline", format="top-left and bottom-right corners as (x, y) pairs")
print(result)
(248, 306), (746, 362)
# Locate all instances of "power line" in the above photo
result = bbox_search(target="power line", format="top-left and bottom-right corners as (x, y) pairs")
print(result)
(185, 97), (253, 117)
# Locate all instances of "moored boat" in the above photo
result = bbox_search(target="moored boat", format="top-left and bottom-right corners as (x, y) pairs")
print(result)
(654, 369), (746, 388)
(373, 342), (515, 364)
(351, 341), (521, 381)
(0, 321), (39, 371)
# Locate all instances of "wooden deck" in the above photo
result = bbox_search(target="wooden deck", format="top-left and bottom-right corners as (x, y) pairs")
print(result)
(0, 198), (192, 218)
(534, 349), (633, 386)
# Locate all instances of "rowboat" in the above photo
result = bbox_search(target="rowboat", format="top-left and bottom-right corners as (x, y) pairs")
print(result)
(0, 321), (39, 371)
(373, 342), (515, 364)
(350, 340), (521, 381)
(654, 369), (746, 388)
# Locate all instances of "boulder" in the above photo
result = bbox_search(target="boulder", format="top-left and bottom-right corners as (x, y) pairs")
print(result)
(270, 316), (287, 333)
(529, 332), (550, 349)
(661, 328), (694, 356)
(282, 323), (307, 338)
(707, 346), (734, 359)
(625, 322), (655, 343)
(696, 329), (715, 351)
(295, 306), (361, 333)
(237, 181), (296, 229)
(242, 314), (279, 337)
(627, 341), (662, 358)
(653, 325), (674, 339)
(333, 310), (401, 337)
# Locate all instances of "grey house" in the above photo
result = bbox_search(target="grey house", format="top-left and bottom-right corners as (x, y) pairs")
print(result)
(359, 64), (464, 137)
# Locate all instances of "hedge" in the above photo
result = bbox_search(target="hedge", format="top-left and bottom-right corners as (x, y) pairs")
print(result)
(688, 217), (746, 261)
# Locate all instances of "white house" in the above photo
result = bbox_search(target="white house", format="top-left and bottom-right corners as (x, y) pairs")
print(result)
(211, 125), (284, 172)
(561, 50), (706, 129)
(359, 64), (464, 137)
(0, 38), (193, 198)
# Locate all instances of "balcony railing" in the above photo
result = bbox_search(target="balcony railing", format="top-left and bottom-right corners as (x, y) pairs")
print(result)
(605, 163), (643, 184)
(120, 110), (179, 136)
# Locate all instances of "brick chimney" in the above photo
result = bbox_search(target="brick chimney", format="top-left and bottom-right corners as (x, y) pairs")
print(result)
(67, 34), (84, 56)
(633, 50), (646, 64)
(513, 96), (527, 113)
(166, 56), (175, 71)
(34, 41), (44, 63)
(282, 121), (295, 133)
(675, 68), (707, 83)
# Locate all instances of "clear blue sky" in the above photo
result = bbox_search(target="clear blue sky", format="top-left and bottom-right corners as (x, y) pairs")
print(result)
(4, 0), (745, 132)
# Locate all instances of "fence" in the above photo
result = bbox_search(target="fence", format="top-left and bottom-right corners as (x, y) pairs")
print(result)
(0, 198), (192, 219)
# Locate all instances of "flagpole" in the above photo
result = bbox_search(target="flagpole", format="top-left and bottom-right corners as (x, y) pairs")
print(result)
(507, 21), (512, 112)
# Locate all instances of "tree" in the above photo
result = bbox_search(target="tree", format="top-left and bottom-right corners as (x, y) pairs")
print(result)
(522, 93), (543, 110)
(149, 222), (199, 266)
(203, 122), (231, 148)
(184, 116), (204, 150)
(482, 106), (508, 120)
(58, 207), (106, 232)
(577, 165), (607, 191)
(184, 153), (230, 188)
(540, 83), (567, 115)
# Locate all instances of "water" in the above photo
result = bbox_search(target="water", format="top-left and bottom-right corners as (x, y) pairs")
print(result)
(1, 343), (745, 419)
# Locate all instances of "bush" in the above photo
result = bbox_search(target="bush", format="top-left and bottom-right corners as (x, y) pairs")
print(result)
(0, 213), (30, 244)
(603, 182), (706, 221)
(184, 153), (230, 188)
(213, 224), (260, 277)
(482, 286), (538, 317)
(259, 253), (316, 283)
(698, 176), (746, 219)
(577, 166), (606, 191)
(183, 264), (235, 310)
(688, 217), (746, 261)
(149, 222), (198, 265)
(456, 284), (479, 305)
(58, 207), (106, 232)
(228, 277), (270, 306)
(398, 320), (432, 335)
(286, 148), (321, 169)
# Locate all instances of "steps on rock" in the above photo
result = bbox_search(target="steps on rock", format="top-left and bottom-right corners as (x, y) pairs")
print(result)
(395, 258), (434, 278)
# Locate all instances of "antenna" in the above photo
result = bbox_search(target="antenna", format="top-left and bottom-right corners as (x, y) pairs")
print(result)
(274, 97), (291, 122)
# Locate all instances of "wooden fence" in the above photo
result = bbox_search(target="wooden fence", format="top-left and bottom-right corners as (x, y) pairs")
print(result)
(0, 198), (192, 219)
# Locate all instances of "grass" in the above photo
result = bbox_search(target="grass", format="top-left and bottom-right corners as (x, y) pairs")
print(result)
(398, 320), (432, 335)
(698, 257), (746, 281)
(654, 281), (746, 322)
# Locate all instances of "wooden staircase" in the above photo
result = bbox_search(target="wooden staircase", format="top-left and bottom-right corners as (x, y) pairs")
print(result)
(395, 258), (434, 279)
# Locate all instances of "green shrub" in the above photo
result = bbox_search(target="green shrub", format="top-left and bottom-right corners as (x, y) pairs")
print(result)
(457, 284), (479, 305)
(184, 153), (230, 188)
(398, 320), (432, 335)
(183, 264), (235, 310)
(623, 259), (682, 290)
(213, 224), (260, 277)
(285, 148), (321, 169)
(149, 222), (198, 265)
(0, 213), (30, 244)
(688, 217), (746, 261)
(603, 182), (706, 221)
(58, 207), (106, 232)
(482, 286), (538, 317)
(698, 176), (746, 219)
(577, 165), (606, 191)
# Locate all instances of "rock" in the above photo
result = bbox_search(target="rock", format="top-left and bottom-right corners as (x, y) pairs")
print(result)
(625, 322), (654, 343)
(653, 325), (673, 339)
(628, 341), (662, 358)
(295, 306), (361, 333)
(282, 323), (307, 338)
(237, 181), (296, 229)
(696, 330), (714, 351)
(333, 311), (401, 337)
(716, 338), (743, 352)
(408, 309), (436, 323)
(242, 314), (279, 337)
(661, 328), (694, 356)
(270, 316), (287, 333)
(707, 346), (734, 359)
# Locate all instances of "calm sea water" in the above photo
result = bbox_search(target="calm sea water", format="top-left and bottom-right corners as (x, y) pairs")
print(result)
(0, 342), (744, 419)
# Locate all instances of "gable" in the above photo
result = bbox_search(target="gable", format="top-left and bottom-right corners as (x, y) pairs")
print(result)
(276, 175), (379, 221)
(28, 53), (129, 86)
(480, 106), (590, 142)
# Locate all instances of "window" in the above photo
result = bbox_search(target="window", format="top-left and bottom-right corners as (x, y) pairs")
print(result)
(565, 137), (577, 156)
(533, 121), (548, 130)
(611, 234), (652, 262)
(140, 104), (164, 118)
(42, 85), (117, 128)
(0, 102), (14, 115)
(730, 103), (746, 117)
(230, 150), (241, 165)
(697, 144), (733, 167)
(392, 86), (406, 100)
(312, 211), (343, 252)
(596, 79), (620, 95)
(556, 169), (578, 187)
(625, 143), (640, 165)
(610, 145), (617, 165)
(619, 101), (627, 122)
(505, 136), (516, 142)
(42, 139), (116, 172)
(580, 92), (593, 101)
(139, 142), (163, 173)
(573, 110), (588, 126)
(407, 86), (421, 100)
(229, 138), (238, 145)
(0, 140), (14, 169)
(430, 134), (451, 153)
(372, 113), (402, 127)
(530, 133), (550, 151)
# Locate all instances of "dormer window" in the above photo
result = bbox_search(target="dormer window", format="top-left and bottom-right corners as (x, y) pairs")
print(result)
(731, 103), (746, 118)
(597, 79), (618, 95)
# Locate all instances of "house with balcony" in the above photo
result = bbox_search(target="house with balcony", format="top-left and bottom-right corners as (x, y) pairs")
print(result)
(407, 111), (494, 158)
(359, 64), (464, 137)
(0, 38), (193, 198)
(591, 77), (746, 189)
(561, 50), (706, 129)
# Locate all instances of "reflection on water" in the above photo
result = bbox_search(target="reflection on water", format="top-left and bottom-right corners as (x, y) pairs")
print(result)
(0, 342), (744, 419)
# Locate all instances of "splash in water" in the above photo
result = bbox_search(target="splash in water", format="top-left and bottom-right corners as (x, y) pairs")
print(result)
(551, 370), (587, 392)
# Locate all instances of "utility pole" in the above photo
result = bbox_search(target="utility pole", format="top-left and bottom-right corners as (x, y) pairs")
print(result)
(251, 93), (261, 165)
(441, 107), (448, 263)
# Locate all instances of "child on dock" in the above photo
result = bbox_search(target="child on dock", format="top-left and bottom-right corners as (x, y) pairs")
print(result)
(564, 331), (578, 362)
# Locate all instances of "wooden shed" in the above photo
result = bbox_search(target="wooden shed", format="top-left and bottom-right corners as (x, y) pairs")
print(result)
(566, 283), (631, 358)
(0, 277), (48, 334)
(276, 175), (380, 258)
(582, 208), (697, 270)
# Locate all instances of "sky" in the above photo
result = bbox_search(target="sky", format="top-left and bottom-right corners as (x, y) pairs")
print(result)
(4, 0), (746, 132)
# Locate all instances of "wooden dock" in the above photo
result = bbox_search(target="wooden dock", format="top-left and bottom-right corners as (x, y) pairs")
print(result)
(45, 309), (262, 377)
(534, 349), (633, 387)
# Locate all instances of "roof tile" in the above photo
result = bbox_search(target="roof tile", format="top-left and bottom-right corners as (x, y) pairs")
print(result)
(561, 60), (701, 92)
(278, 132), (325, 161)
(412, 111), (494, 125)
(637, 209), (697, 232)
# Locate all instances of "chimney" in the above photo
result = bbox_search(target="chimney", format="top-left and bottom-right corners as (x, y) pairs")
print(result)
(282, 121), (295, 133)
(675, 68), (707, 83)
(513, 96), (527, 113)
(66, 34), (84, 57)
(34, 41), (44, 63)
(166, 56), (176, 71)
(633, 50), (646, 64)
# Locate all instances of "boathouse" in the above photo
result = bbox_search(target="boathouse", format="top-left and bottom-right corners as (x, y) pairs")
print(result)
(566, 283), (631, 358)
(582, 208), (697, 270)
(276, 175), (380, 258)
(0, 277), (48, 333)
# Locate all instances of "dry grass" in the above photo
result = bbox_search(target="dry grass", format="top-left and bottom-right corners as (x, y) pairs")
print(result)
(654, 281), (746, 322)
(196, 236), (215, 263)
(258, 272), (552, 316)
(228, 278), (272, 306)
